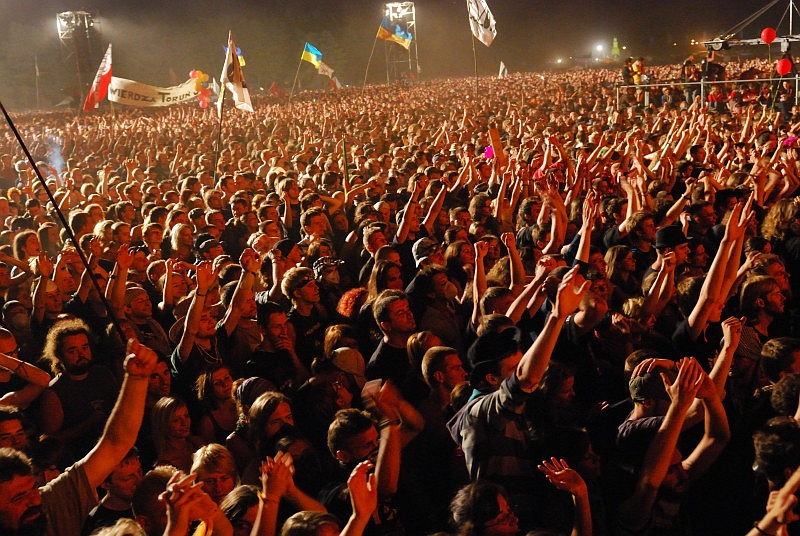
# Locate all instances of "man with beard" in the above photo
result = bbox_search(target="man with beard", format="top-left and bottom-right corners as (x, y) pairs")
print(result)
(0, 337), (157, 536)
(366, 290), (428, 404)
(37, 319), (120, 459)
(320, 380), (423, 536)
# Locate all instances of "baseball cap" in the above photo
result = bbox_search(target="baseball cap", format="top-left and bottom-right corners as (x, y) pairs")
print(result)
(628, 369), (675, 403)
(330, 347), (367, 389)
(412, 237), (441, 267)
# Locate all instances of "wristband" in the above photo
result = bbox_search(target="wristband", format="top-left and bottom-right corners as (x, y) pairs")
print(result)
(753, 522), (777, 536)
(682, 195), (691, 201)
(378, 418), (401, 429)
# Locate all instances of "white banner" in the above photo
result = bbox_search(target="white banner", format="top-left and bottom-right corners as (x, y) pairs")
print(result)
(467, 0), (497, 47)
(108, 77), (198, 107)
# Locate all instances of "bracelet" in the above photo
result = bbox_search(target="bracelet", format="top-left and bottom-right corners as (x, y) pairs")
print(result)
(682, 195), (691, 201)
(378, 418), (401, 429)
(753, 522), (777, 536)
(196, 292), (206, 297)
(257, 490), (280, 504)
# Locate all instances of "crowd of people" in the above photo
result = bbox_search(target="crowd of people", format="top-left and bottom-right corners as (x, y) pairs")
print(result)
(0, 54), (799, 536)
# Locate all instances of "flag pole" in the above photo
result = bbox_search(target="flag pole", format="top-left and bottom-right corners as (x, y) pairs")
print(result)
(0, 97), (126, 340)
(34, 56), (40, 109)
(213, 91), (226, 181)
(341, 131), (350, 195)
(290, 55), (304, 101)
(362, 35), (379, 97)
(471, 35), (478, 101)
(466, 0), (479, 101)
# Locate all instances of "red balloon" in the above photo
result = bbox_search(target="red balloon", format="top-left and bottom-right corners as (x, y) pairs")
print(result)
(199, 99), (208, 109)
(762, 27), (777, 44)
(777, 58), (793, 76)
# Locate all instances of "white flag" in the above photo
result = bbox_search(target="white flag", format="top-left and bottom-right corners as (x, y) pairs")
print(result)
(218, 31), (253, 117)
(498, 61), (507, 79)
(467, 0), (497, 47)
(318, 61), (335, 79)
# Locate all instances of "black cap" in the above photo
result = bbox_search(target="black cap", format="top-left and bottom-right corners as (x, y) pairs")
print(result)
(467, 327), (521, 383)
(655, 225), (691, 249)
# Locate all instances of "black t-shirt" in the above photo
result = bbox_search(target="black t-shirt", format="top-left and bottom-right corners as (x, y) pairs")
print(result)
(287, 308), (324, 368)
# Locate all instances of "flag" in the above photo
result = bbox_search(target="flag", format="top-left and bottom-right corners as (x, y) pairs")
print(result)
(318, 61), (334, 78)
(498, 61), (507, 79)
(269, 82), (286, 98)
(467, 0), (497, 47)
(330, 76), (343, 91)
(83, 44), (112, 112)
(301, 43), (323, 68)
(223, 44), (246, 66)
(377, 16), (412, 50)
(218, 31), (253, 116)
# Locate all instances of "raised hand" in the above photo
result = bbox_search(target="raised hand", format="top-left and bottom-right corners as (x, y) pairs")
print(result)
(538, 457), (588, 496)
(663, 357), (703, 410)
(260, 454), (292, 502)
(721, 316), (744, 351)
(554, 265), (592, 319)
(194, 261), (217, 294)
(30, 253), (54, 278)
(116, 246), (134, 270)
(239, 247), (263, 274)
(348, 460), (378, 520)
(124, 337), (158, 379)
(474, 239), (489, 260)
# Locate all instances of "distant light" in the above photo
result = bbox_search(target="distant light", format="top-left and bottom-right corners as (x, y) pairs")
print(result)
(672, 42), (677, 46)
(595, 44), (604, 52)
(621, 45), (627, 50)
(556, 58), (562, 63)
(595, 57), (600, 62)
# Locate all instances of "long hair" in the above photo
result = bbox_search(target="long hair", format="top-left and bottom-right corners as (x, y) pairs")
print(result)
(762, 198), (800, 242)
(605, 244), (632, 282)
(151, 396), (188, 456)
(367, 260), (401, 302)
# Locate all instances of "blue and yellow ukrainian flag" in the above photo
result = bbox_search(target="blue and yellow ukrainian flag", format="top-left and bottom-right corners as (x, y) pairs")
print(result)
(301, 43), (322, 68)
(377, 17), (412, 50)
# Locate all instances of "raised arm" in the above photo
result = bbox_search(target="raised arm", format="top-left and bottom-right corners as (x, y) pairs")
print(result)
(516, 266), (590, 392)
(471, 240), (489, 329)
(618, 357), (702, 531)
(177, 261), (217, 364)
(83, 338), (157, 488)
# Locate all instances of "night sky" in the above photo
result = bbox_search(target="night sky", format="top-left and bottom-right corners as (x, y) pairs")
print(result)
(0, 0), (789, 108)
